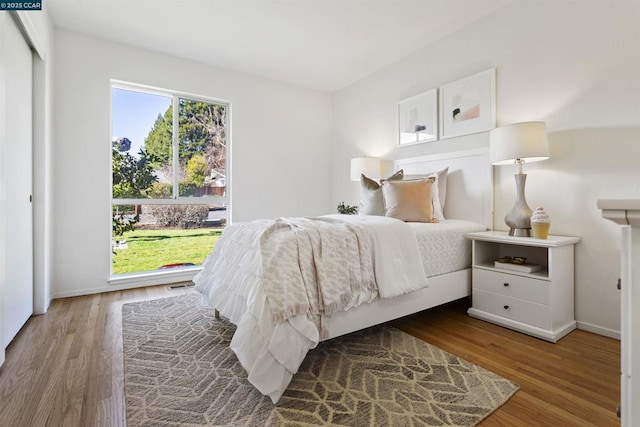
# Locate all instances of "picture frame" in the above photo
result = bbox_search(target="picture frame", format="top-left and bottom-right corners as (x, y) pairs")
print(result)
(398, 88), (438, 146)
(439, 68), (496, 139)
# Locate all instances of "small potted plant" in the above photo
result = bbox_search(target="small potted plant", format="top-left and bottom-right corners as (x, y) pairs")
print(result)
(337, 202), (358, 215)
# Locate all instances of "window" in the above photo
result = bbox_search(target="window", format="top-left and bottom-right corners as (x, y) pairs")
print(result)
(111, 83), (229, 276)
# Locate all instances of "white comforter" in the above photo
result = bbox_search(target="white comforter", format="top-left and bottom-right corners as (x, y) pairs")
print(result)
(193, 214), (426, 403)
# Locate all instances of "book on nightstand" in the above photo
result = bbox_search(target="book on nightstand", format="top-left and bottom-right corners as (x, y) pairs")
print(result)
(494, 261), (542, 273)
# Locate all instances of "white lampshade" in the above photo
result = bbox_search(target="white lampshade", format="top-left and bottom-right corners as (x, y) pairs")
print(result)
(490, 121), (549, 165)
(350, 157), (381, 181)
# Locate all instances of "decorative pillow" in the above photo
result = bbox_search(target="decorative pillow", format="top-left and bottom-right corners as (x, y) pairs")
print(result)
(382, 178), (436, 223)
(359, 169), (403, 216)
(404, 167), (449, 220)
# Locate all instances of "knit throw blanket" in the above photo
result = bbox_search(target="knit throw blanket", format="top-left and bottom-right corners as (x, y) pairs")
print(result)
(260, 217), (378, 327)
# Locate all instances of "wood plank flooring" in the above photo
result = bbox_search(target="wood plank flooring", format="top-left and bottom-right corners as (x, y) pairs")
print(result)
(391, 300), (620, 426)
(0, 286), (620, 426)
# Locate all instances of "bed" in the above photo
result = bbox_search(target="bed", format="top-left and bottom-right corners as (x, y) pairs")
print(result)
(194, 147), (491, 403)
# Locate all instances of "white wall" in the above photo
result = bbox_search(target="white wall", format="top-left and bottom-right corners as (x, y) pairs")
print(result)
(331, 1), (640, 337)
(53, 30), (332, 298)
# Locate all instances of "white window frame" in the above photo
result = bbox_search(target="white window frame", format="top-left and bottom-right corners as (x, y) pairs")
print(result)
(109, 80), (231, 283)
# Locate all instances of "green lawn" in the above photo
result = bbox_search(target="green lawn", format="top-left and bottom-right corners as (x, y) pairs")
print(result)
(112, 228), (222, 275)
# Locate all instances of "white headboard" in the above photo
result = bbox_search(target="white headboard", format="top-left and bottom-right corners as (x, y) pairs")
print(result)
(394, 147), (492, 229)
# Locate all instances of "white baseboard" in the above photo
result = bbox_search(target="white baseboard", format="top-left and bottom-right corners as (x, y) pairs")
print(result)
(577, 321), (620, 340)
(53, 281), (152, 299)
(53, 268), (201, 299)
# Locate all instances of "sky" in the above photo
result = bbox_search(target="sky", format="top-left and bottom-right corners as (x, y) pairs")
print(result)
(112, 88), (172, 157)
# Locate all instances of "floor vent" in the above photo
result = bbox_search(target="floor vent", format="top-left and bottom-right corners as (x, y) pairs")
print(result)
(169, 282), (195, 290)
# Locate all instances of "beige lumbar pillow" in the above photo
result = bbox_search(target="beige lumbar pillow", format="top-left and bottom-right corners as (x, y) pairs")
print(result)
(359, 169), (404, 216)
(382, 177), (437, 223)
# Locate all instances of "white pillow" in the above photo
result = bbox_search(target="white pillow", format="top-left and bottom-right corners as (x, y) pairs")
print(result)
(358, 170), (404, 216)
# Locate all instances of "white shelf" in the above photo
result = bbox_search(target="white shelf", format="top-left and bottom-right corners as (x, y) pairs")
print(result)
(598, 198), (640, 227)
(598, 199), (640, 211)
(474, 263), (549, 281)
(466, 230), (580, 247)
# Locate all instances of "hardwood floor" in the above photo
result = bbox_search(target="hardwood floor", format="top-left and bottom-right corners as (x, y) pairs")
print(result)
(392, 300), (621, 426)
(0, 286), (620, 426)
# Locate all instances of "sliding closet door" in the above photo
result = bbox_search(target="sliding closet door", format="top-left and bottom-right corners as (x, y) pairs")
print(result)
(0, 14), (34, 352)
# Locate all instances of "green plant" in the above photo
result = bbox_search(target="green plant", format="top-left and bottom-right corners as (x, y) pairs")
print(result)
(149, 182), (173, 198)
(112, 146), (158, 250)
(112, 148), (158, 199)
(185, 154), (209, 187)
(113, 212), (139, 237)
(337, 202), (358, 215)
(112, 207), (139, 255)
(145, 100), (226, 173)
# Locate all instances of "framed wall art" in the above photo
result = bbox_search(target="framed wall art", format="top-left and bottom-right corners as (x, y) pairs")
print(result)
(439, 68), (496, 139)
(398, 88), (438, 146)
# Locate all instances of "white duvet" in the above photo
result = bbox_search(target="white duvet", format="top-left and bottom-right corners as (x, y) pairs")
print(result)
(193, 214), (426, 403)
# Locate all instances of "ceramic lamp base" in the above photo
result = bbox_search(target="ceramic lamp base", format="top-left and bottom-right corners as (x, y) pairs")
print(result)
(509, 227), (531, 237)
(505, 173), (533, 236)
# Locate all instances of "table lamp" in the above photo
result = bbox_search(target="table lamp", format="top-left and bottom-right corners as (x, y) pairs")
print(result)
(490, 121), (549, 237)
(350, 157), (381, 181)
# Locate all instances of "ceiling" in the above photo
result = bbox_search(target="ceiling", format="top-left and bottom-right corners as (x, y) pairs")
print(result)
(46, 0), (512, 91)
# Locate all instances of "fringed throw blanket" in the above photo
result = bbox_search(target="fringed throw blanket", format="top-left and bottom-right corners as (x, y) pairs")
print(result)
(260, 217), (378, 328)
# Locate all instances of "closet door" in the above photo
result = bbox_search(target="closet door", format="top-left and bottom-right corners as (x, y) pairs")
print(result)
(0, 13), (34, 354)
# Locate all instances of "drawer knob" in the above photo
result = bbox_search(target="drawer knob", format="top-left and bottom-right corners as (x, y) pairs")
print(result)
(503, 305), (510, 310)
(503, 282), (510, 287)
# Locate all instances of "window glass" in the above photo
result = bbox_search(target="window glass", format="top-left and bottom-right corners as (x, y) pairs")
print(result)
(112, 88), (172, 199)
(177, 98), (227, 198)
(111, 85), (229, 276)
(111, 203), (226, 275)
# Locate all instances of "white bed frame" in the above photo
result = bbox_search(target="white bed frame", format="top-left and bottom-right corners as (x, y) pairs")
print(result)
(322, 147), (491, 340)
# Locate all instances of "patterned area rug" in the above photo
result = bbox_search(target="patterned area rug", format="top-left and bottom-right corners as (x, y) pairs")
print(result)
(123, 294), (518, 426)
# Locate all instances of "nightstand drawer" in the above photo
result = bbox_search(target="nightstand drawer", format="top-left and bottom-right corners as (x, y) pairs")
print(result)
(472, 289), (551, 330)
(473, 268), (549, 305)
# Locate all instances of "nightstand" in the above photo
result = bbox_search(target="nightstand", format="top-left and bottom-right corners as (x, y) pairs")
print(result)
(466, 231), (581, 342)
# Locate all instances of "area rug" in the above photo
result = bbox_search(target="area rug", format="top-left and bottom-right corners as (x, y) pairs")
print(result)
(123, 294), (518, 426)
